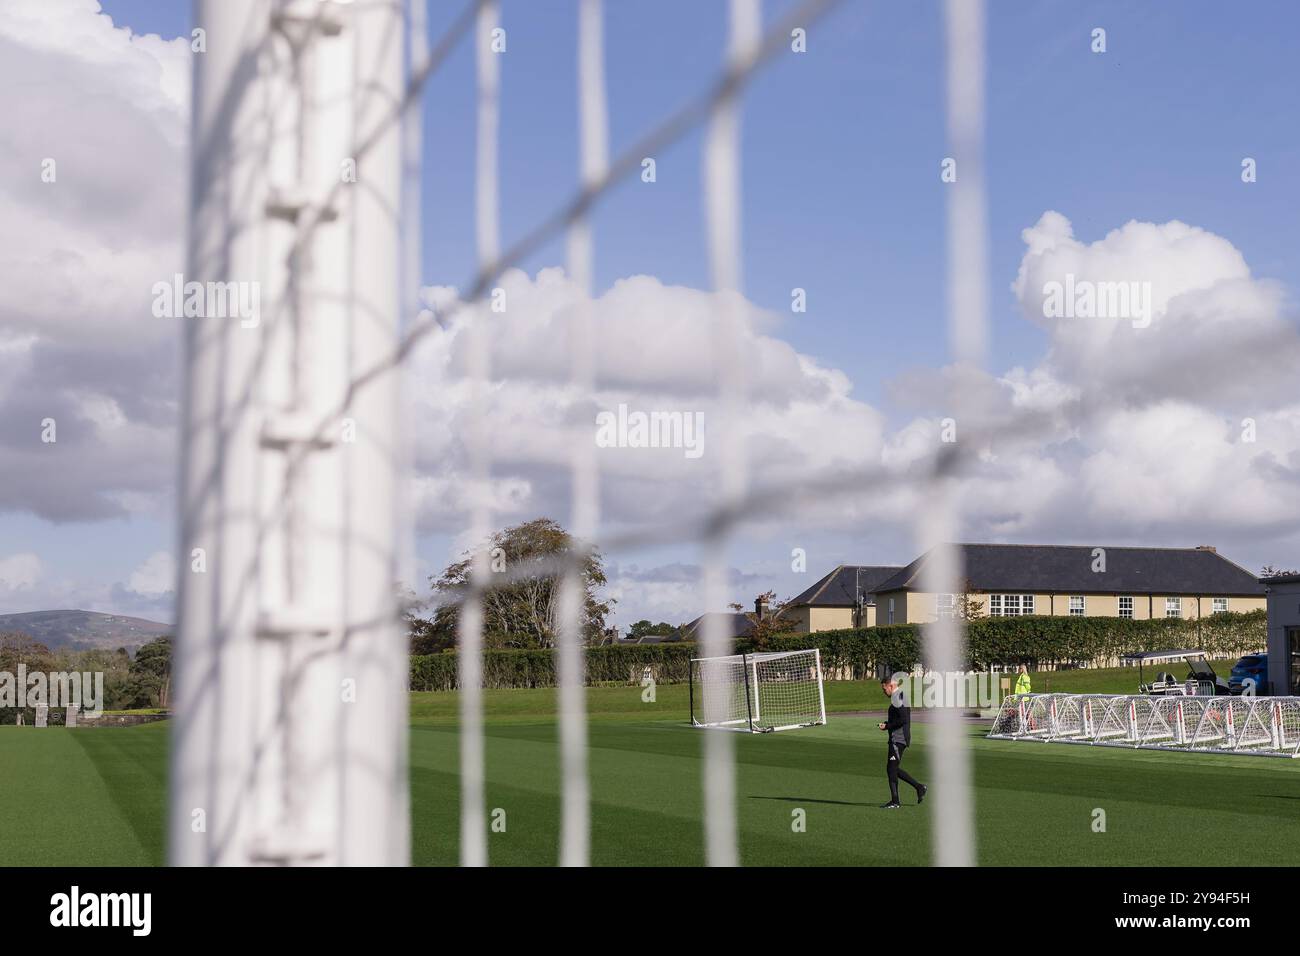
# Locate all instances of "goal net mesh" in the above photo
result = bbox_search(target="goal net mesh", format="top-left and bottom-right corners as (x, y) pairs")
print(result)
(692, 650), (825, 733)
(990, 693), (1300, 757)
(179, 0), (993, 866)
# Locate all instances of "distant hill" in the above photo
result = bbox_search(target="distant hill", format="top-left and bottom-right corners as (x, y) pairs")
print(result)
(0, 610), (171, 652)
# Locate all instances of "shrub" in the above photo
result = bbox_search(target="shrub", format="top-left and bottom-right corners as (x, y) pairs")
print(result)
(409, 643), (698, 691)
(407, 611), (1267, 690)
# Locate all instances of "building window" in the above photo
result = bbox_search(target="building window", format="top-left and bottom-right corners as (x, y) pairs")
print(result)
(1119, 596), (1134, 619)
(1212, 597), (1229, 615)
(888, 598), (895, 625)
(1166, 597), (1182, 618)
(937, 593), (956, 621)
(1069, 595), (1085, 616)
(989, 594), (1035, 617)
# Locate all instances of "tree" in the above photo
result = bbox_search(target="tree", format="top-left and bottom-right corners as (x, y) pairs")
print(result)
(124, 637), (172, 709)
(730, 590), (793, 648)
(399, 585), (445, 655)
(0, 632), (54, 674)
(417, 518), (614, 649)
(0, 634), (53, 724)
(628, 620), (677, 640)
(1262, 565), (1300, 578)
(952, 581), (986, 621)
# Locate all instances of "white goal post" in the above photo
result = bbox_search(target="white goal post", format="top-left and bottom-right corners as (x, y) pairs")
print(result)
(690, 649), (827, 733)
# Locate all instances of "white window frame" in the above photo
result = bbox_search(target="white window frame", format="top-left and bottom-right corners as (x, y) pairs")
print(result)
(1166, 597), (1182, 618)
(1118, 596), (1134, 619)
(937, 593), (956, 622)
(1069, 595), (1085, 617)
(989, 593), (1035, 617)
(1212, 597), (1229, 615)
(887, 597), (895, 625)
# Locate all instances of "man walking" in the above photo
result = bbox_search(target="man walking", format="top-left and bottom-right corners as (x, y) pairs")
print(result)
(878, 676), (926, 809)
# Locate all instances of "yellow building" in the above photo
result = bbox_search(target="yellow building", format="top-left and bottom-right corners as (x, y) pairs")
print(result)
(782, 565), (905, 632)
(786, 544), (1267, 632)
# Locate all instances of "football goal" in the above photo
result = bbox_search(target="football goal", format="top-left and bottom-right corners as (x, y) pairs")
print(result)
(690, 649), (827, 733)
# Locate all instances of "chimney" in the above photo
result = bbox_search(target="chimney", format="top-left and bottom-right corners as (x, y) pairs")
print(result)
(755, 596), (769, 620)
(1195, 545), (1217, 553)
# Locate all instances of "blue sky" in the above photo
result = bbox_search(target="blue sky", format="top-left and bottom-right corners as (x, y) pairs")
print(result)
(98, 0), (1300, 404)
(8, 0), (1300, 625)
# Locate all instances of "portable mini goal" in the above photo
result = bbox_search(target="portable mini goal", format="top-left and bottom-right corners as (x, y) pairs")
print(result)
(690, 649), (827, 733)
(989, 693), (1300, 758)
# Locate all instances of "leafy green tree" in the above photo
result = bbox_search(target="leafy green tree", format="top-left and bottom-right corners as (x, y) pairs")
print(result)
(123, 637), (172, 709)
(416, 518), (614, 650)
(51, 646), (134, 710)
(954, 580), (987, 621)
(0, 632), (55, 673)
(728, 590), (793, 648)
(0, 633), (56, 722)
(628, 620), (676, 640)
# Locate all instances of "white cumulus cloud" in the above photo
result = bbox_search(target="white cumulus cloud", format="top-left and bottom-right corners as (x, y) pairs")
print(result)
(0, 0), (189, 522)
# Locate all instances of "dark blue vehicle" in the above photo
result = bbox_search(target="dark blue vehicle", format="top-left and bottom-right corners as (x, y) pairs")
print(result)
(1229, 654), (1268, 696)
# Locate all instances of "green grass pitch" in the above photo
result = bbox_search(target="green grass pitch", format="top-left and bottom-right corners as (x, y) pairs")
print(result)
(2, 676), (1298, 865)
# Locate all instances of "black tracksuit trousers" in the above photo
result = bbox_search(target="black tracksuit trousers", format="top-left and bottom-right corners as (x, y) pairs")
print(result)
(887, 741), (922, 803)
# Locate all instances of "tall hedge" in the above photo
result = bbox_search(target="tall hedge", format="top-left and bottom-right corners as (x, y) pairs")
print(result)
(409, 642), (698, 691)
(408, 610), (1267, 691)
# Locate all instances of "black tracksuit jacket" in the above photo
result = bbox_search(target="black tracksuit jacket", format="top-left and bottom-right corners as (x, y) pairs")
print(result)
(884, 700), (911, 747)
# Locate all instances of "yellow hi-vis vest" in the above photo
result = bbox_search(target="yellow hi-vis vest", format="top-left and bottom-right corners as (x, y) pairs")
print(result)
(1013, 672), (1032, 695)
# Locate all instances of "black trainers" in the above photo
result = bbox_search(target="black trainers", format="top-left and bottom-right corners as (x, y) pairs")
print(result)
(917, 784), (928, 805)
(880, 801), (901, 809)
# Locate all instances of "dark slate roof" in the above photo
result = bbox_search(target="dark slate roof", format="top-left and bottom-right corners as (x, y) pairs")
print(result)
(788, 565), (907, 607)
(875, 544), (1266, 596)
(680, 612), (755, 640)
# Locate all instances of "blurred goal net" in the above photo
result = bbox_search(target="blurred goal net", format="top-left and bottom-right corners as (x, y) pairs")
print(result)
(691, 650), (827, 733)
(176, 0), (984, 867)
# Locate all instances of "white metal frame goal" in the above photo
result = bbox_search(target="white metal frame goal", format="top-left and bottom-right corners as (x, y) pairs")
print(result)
(690, 649), (827, 733)
(989, 693), (1300, 758)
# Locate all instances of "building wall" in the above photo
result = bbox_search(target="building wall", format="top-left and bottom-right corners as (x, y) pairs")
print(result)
(793, 590), (1265, 632)
(783, 605), (812, 633)
(809, 607), (854, 632)
(890, 591), (1265, 624)
(863, 590), (915, 629)
(785, 605), (870, 633)
(864, 590), (909, 626)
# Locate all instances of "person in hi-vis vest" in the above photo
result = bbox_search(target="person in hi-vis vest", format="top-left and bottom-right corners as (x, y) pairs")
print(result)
(1013, 664), (1032, 696)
